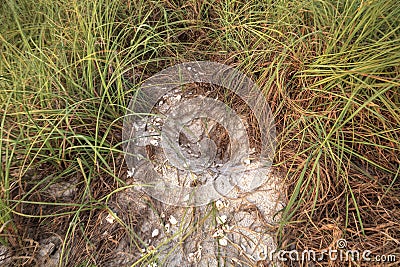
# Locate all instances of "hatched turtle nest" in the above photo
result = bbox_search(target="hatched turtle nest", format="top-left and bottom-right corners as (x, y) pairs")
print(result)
(147, 95), (233, 190)
(124, 86), (286, 266)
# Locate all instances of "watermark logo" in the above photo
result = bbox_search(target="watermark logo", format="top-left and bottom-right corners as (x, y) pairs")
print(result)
(269, 239), (397, 263)
(337, 238), (347, 249)
(122, 61), (276, 206)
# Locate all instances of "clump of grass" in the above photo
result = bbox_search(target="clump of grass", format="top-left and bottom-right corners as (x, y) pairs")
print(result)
(0, 0), (399, 266)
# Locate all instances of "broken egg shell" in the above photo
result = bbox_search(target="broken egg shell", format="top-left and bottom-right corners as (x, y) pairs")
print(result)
(105, 213), (115, 224)
(215, 200), (224, 210)
(219, 237), (228, 246)
(151, 229), (159, 238)
(216, 215), (227, 224)
(164, 223), (170, 233)
(212, 229), (224, 238)
(243, 158), (251, 165)
(169, 215), (178, 225)
(127, 167), (135, 178)
(149, 139), (159, 146)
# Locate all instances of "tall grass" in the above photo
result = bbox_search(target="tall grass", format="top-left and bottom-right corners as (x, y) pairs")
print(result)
(1, 0), (399, 265)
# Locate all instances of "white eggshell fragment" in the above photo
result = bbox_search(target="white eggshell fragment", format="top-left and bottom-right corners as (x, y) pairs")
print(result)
(151, 229), (159, 237)
(169, 215), (178, 225)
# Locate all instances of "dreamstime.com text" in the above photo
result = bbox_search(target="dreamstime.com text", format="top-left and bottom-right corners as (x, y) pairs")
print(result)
(268, 239), (397, 263)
